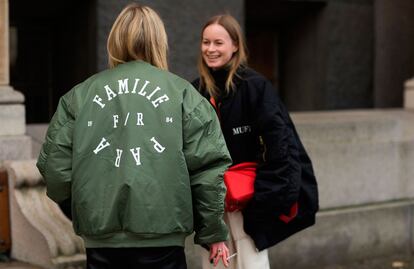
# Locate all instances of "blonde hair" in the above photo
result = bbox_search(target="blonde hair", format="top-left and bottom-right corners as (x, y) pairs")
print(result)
(197, 14), (248, 98)
(107, 3), (168, 70)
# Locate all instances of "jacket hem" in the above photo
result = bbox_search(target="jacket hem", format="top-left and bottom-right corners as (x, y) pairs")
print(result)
(82, 231), (189, 248)
(245, 214), (316, 251)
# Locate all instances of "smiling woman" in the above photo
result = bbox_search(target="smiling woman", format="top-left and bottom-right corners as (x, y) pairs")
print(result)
(197, 15), (247, 100)
(192, 13), (319, 269)
(201, 24), (238, 70)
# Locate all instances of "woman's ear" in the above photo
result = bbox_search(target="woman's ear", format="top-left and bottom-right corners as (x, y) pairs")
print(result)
(233, 45), (238, 53)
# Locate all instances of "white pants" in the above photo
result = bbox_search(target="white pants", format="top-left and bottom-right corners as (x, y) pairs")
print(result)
(200, 211), (270, 269)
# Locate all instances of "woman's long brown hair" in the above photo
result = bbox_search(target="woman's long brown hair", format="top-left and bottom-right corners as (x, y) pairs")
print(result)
(197, 14), (248, 98)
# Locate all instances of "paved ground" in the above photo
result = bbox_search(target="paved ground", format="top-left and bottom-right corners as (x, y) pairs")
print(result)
(0, 254), (413, 269)
(313, 255), (414, 269)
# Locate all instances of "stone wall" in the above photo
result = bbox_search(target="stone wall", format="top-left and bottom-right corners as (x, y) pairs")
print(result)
(283, 0), (374, 110)
(269, 0), (414, 110)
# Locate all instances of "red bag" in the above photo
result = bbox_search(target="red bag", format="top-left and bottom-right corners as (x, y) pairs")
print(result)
(224, 162), (257, 212)
(223, 162), (299, 223)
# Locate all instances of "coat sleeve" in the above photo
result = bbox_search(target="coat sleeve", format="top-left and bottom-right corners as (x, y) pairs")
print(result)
(36, 91), (75, 204)
(182, 85), (232, 246)
(245, 78), (302, 216)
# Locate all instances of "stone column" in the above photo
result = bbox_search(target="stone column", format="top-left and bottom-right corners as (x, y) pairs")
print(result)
(0, 0), (31, 163)
(404, 78), (414, 109)
(0, 0), (9, 86)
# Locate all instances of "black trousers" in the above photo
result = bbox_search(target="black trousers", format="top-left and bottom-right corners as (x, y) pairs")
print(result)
(86, 246), (187, 269)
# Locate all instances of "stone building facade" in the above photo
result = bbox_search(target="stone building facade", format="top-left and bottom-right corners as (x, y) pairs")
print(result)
(7, 0), (414, 123)
(2, 0), (414, 268)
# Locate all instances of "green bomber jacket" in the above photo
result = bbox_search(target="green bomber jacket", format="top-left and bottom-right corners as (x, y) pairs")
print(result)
(37, 60), (231, 248)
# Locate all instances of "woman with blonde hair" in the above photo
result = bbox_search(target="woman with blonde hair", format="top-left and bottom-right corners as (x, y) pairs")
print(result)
(37, 4), (232, 268)
(193, 14), (319, 269)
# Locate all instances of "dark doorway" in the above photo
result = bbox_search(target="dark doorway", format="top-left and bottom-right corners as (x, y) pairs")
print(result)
(9, 0), (97, 123)
(245, 0), (326, 110)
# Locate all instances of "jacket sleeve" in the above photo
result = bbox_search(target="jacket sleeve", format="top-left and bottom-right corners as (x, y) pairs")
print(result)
(182, 86), (232, 246)
(245, 78), (302, 216)
(36, 91), (75, 204)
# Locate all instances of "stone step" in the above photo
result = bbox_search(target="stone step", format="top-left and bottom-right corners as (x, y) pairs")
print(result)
(291, 109), (414, 210)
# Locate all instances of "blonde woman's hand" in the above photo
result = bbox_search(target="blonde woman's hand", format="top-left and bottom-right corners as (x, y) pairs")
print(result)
(209, 241), (229, 267)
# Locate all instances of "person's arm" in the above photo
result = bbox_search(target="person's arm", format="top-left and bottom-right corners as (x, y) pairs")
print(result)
(37, 91), (75, 205)
(182, 85), (232, 246)
(245, 78), (301, 217)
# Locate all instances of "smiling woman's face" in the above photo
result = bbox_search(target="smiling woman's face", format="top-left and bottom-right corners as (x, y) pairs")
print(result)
(201, 23), (238, 70)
